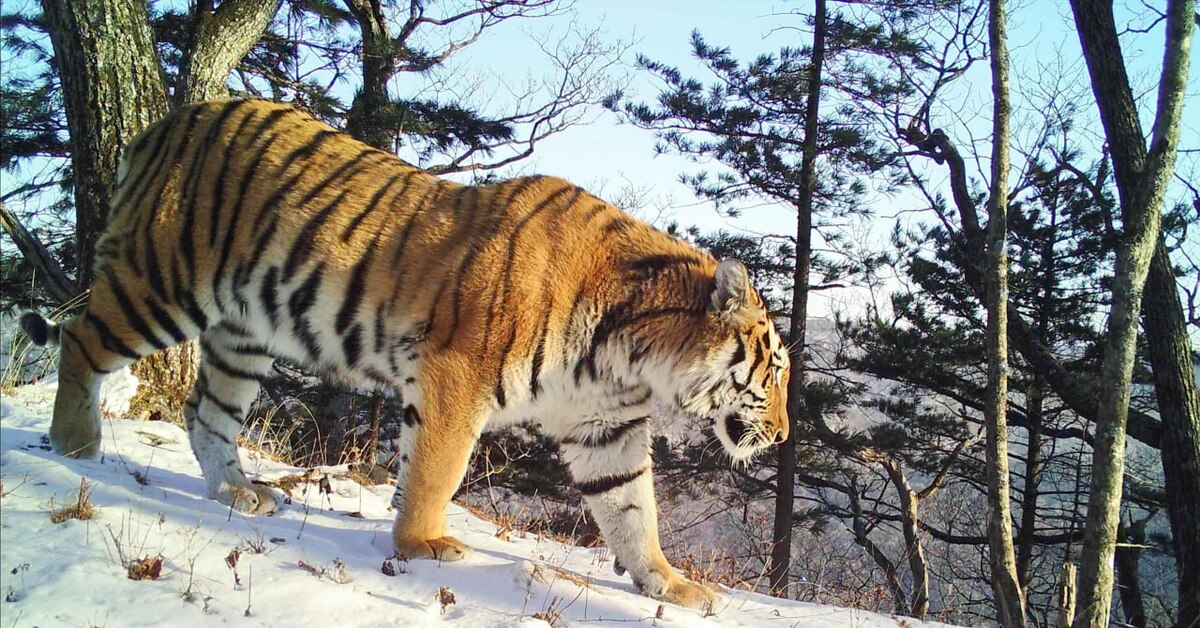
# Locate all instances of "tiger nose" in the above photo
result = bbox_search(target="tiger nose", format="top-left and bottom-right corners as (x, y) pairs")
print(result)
(772, 428), (787, 444)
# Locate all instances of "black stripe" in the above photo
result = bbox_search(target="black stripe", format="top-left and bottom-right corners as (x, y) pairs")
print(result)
(281, 188), (349, 283)
(261, 266), (280, 326)
(178, 292), (209, 331)
(288, 263), (325, 319)
(730, 335), (746, 367)
(209, 106), (268, 246)
(140, 297), (187, 344)
(575, 306), (703, 384)
(342, 324), (364, 368)
(211, 109), (293, 310)
(335, 253), (373, 334)
(200, 380), (245, 417)
(180, 100), (248, 274)
(575, 467), (648, 496)
(103, 271), (167, 351)
(374, 305), (386, 354)
(180, 99), (250, 249)
(479, 186), (580, 352)
(529, 306), (553, 398)
(602, 217), (632, 234)
(137, 108), (203, 283)
(288, 263), (325, 361)
(141, 235), (172, 303)
(85, 313), (142, 360)
(561, 417), (649, 448)
(249, 130), (345, 235)
(625, 254), (700, 277)
(340, 170), (407, 241)
(402, 404), (421, 427)
(61, 328), (112, 374)
(229, 343), (271, 357)
(433, 179), (549, 351)
(242, 214), (279, 285)
(200, 338), (266, 383)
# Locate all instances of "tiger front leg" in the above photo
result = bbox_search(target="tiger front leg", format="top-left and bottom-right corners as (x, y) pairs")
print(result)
(390, 365), (484, 562)
(185, 325), (279, 515)
(562, 423), (716, 611)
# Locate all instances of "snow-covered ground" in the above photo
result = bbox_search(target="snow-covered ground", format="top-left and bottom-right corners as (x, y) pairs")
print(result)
(0, 378), (957, 627)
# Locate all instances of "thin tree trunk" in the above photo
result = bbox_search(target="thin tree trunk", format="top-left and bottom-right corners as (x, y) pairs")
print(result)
(847, 480), (908, 612)
(0, 201), (79, 304)
(1067, 1), (1193, 626)
(1058, 563), (1078, 628)
(882, 459), (929, 618)
(1141, 238), (1200, 627)
(1114, 521), (1148, 628)
(768, 0), (825, 598)
(1015, 382), (1043, 588)
(984, 0), (1026, 624)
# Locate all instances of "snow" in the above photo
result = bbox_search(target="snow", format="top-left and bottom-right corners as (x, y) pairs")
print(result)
(0, 379), (957, 628)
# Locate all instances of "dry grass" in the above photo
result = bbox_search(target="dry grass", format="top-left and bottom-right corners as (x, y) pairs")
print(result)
(48, 478), (98, 523)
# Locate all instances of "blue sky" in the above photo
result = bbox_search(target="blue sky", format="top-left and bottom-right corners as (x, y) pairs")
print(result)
(439, 1), (1197, 317)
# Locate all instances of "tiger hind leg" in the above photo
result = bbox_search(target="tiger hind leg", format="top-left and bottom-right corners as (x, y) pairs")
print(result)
(21, 270), (199, 458)
(185, 323), (278, 515)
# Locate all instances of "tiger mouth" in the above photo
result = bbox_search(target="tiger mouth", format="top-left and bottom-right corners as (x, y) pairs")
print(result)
(724, 414), (750, 444)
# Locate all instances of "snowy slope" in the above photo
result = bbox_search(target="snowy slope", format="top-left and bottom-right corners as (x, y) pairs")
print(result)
(0, 380), (957, 628)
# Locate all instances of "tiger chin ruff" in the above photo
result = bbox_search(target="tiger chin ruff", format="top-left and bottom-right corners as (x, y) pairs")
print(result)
(23, 99), (791, 609)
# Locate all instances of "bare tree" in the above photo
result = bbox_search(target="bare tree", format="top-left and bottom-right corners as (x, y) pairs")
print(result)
(1066, 2), (1194, 626)
(983, 0), (1026, 624)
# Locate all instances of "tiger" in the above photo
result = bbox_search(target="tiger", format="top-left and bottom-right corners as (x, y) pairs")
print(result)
(20, 98), (790, 609)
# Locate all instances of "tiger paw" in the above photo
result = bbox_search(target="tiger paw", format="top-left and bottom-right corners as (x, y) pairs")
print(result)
(658, 576), (717, 611)
(222, 484), (279, 515)
(394, 535), (472, 562)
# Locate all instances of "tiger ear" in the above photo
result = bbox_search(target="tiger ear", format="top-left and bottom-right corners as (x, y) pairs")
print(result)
(711, 259), (750, 314)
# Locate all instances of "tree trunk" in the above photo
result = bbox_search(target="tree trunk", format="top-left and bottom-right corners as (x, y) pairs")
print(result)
(344, 0), (396, 152)
(0, 201), (79, 304)
(767, 0), (825, 598)
(984, 1), (1027, 624)
(1141, 238), (1200, 627)
(882, 459), (929, 618)
(1058, 563), (1078, 628)
(40, 0), (169, 287)
(1015, 381), (1043, 588)
(1067, 1), (1193, 626)
(175, 0), (282, 106)
(1114, 521), (1148, 628)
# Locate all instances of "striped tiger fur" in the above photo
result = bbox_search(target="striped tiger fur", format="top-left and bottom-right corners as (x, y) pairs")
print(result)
(20, 99), (790, 609)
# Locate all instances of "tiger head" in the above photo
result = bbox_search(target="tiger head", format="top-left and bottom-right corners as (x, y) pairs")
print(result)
(672, 260), (791, 460)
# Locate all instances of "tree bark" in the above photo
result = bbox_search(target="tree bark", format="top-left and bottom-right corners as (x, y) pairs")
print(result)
(882, 459), (929, 618)
(1067, 1), (1194, 626)
(767, 0), (825, 598)
(1114, 521), (1148, 628)
(1015, 382), (1043, 588)
(0, 201), (80, 304)
(984, 1), (1026, 624)
(1141, 238), (1200, 627)
(1058, 563), (1078, 628)
(344, 0), (395, 151)
(40, 0), (169, 287)
(175, 0), (282, 105)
